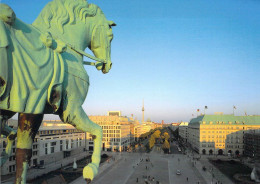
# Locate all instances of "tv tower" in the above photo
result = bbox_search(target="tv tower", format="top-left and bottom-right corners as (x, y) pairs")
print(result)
(142, 100), (144, 123)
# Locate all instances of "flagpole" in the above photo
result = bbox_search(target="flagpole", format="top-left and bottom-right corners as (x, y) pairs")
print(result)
(197, 109), (200, 117)
(204, 106), (207, 115)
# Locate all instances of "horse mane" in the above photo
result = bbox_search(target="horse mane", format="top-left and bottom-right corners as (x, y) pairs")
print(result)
(33, 0), (100, 33)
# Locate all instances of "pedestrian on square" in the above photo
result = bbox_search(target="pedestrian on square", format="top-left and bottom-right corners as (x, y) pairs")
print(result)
(187, 177), (188, 181)
(136, 177), (138, 182)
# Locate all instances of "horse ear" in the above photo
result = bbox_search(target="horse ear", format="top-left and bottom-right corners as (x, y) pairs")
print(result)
(108, 20), (116, 27)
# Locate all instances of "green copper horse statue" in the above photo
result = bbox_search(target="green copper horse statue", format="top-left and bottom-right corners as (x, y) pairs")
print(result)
(0, 0), (115, 183)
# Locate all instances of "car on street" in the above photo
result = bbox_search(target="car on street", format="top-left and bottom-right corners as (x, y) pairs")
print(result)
(176, 169), (181, 175)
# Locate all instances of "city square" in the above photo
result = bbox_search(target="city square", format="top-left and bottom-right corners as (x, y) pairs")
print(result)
(1, 0), (260, 183)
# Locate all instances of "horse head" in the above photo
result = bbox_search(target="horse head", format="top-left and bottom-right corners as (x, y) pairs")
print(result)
(88, 5), (116, 74)
(33, 0), (116, 74)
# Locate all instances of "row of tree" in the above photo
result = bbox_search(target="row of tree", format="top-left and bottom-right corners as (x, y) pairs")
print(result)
(148, 129), (170, 153)
(149, 129), (161, 149)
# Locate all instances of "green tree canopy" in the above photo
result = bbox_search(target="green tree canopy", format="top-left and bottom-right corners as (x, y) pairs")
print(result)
(149, 135), (155, 149)
(163, 132), (170, 140)
(162, 140), (170, 150)
(153, 130), (161, 138)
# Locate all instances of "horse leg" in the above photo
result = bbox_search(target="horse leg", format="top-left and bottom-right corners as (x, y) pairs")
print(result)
(15, 113), (43, 184)
(0, 110), (16, 166)
(60, 107), (102, 183)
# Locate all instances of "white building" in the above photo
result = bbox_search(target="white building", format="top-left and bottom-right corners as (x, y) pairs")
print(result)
(0, 120), (87, 176)
(178, 122), (189, 143)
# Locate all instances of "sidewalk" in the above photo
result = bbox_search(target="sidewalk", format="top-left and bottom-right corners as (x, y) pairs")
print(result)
(186, 151), (234, 184)
(70, 152), (123, 184)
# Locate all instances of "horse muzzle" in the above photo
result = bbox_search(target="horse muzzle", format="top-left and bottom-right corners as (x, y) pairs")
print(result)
(102, 62), (112, 74)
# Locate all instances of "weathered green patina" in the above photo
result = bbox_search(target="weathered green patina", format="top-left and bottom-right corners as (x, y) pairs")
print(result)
(0, 0), (115, 183)
(189, 114), (260, 126)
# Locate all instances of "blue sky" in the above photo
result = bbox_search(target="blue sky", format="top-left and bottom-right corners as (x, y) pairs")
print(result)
(2, 0), (260, 123)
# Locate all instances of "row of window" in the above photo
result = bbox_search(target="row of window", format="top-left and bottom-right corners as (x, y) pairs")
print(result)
(101, 126), (121, 129)
(38, 129), (82, 135)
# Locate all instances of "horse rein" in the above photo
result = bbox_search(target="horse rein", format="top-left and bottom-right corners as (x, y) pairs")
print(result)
(36, 26), (106, 67)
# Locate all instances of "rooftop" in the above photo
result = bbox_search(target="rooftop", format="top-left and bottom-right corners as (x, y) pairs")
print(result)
(189, 114), (260, 126)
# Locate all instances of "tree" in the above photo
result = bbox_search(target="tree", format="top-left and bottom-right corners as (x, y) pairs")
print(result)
(162, 140), (170, 153)
(149, 135), (155, 149)
(162, 140), (170, 149)
(163, 132), (170, 140)
(153, 130), (161, 138)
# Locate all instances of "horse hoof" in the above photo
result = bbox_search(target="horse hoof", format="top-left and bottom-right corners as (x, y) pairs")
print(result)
(85, 178), (92, 183)
(83, 163), (98, 181)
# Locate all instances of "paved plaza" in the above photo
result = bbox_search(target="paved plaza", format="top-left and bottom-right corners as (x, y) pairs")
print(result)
(1, 140), (235, 184)
(71, 143), (233, 184)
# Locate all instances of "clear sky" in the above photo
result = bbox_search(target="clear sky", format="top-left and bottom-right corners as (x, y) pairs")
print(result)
(2, 0), (260, 123)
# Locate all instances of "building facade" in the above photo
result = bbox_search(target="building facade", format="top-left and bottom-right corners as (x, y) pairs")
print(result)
(89, 115), (131, 152)
(188, 115), (260, 156)
(0, 120), (87, 176)
(178, 122), (189, 143)
(244, 130), (260, 158)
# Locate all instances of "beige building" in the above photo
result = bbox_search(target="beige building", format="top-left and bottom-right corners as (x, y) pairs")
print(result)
(133, 121), (162, 141)
(188, 115), (260, 156)
(178, 122), (189, 143)
(89, 114), (131, 152)
(134, 125), (142, 141)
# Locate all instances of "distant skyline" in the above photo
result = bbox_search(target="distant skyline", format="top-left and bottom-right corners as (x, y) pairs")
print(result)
(2, 0), (260, 123)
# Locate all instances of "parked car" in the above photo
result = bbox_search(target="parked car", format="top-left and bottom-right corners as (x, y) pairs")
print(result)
(176, 169), (181, 175)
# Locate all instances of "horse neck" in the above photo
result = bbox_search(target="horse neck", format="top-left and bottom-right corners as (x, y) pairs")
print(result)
(33, 20), (90, 51)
